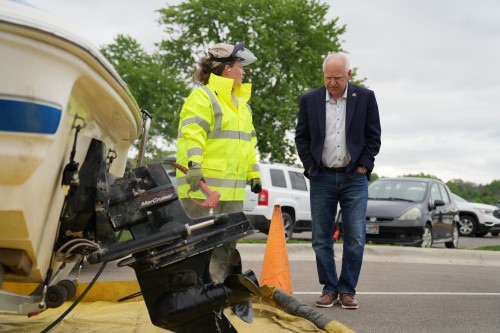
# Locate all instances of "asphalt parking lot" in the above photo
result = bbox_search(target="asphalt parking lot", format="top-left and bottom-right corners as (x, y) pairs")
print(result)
(20, 234), (499, 333)
(240, 233), (500, 333)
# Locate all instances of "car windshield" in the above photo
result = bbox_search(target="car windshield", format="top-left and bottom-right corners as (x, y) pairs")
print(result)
(451, 193), (467, 203)
(368, 179), (427, 202)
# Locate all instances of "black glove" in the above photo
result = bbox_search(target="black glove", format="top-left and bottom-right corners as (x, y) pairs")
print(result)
(250, 178), (262, 194)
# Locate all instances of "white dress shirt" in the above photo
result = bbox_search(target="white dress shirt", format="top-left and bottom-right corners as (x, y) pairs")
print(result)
(322, 86), (351, 168)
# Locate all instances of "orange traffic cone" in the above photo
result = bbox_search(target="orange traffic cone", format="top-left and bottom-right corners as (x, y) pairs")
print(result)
(259, 205), (293, 294)
(333, 224), (340, 240)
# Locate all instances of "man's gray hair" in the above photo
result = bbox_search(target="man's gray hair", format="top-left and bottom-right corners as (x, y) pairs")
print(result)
(322, 53), (350, 73)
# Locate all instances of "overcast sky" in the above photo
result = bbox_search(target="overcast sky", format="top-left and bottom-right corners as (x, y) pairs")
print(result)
(24, 0), (500, 185)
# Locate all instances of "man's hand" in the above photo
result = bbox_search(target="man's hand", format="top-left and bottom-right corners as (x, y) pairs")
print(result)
(357, 165), (368, 174)
(186, 166), (204, 192)
(250, 178), (262, 194)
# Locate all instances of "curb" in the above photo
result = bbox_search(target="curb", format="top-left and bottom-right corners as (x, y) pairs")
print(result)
(238, 243), (500, 266)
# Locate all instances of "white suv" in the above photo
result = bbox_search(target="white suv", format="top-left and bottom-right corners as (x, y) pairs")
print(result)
(243, 163), (312, 240)
(452, 193), (500, 237)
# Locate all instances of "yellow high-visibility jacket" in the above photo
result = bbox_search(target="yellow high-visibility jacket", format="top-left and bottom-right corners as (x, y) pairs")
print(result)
(176, 73), (260, 201)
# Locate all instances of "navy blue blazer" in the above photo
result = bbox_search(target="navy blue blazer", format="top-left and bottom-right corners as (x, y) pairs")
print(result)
(295, 83), (381, 179)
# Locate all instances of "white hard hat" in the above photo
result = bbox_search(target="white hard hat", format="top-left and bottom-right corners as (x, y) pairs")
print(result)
(208, 41), (257, 66)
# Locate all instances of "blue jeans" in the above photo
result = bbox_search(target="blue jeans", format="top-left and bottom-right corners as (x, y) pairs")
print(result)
(310, 170), (368, 295)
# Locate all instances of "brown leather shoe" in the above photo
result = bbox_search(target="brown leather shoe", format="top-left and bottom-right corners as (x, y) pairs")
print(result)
(340, 293), (359, 309)
(315, 292), (338, 308)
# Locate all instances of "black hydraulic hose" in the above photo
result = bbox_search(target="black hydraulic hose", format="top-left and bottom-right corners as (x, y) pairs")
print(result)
(39, 260), (108, 333)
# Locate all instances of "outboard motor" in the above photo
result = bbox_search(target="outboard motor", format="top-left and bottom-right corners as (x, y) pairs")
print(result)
(57, 139), (259, 332)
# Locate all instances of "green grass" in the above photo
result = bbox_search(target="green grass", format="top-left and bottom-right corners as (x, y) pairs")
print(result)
(116, 230), (133, 241)
(471, 245), (500, 251)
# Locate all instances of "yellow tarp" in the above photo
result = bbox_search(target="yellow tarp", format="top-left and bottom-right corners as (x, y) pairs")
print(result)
(0, 284), (353, 333)
(226, 302), (352, 333)
(0, 301), (161, 333)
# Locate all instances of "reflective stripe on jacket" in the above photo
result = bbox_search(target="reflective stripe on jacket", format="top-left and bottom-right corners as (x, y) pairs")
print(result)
(176, 73), (260, 201)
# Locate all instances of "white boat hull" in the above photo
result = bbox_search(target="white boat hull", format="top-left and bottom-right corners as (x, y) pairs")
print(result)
(0, 0), (142, 288)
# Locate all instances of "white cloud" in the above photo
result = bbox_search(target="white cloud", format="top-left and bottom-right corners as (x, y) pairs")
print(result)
(27, 0), (167, 51)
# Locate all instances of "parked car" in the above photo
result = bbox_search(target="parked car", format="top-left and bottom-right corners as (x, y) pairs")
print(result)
(338, 177), (459, 248)
(243, 162), (312, 240)
(451, 194), (500, 237)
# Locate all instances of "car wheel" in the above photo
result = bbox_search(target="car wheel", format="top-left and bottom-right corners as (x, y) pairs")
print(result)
(458, 214), (477, 237)
(421, 225), (433, 248)
(445, 224), (459, 248)
(282, 212), (294, 241)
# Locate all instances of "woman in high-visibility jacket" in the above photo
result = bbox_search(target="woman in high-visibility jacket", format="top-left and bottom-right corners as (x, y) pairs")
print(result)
(176, 41), (262, 282)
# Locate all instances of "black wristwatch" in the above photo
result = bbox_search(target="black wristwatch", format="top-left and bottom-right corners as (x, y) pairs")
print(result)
(188, 161), (201, 168)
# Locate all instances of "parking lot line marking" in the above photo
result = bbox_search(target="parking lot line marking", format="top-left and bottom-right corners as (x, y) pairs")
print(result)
(294, 292), (500, 296)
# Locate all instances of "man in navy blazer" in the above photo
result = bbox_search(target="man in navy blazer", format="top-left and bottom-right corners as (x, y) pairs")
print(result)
(295, 53), (381, 309)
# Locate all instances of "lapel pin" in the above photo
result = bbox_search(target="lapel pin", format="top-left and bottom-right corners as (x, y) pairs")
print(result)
(352, 93), (356, 97)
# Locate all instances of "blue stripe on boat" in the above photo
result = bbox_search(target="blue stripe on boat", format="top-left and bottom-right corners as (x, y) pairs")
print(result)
(0, 99), (62, 134)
